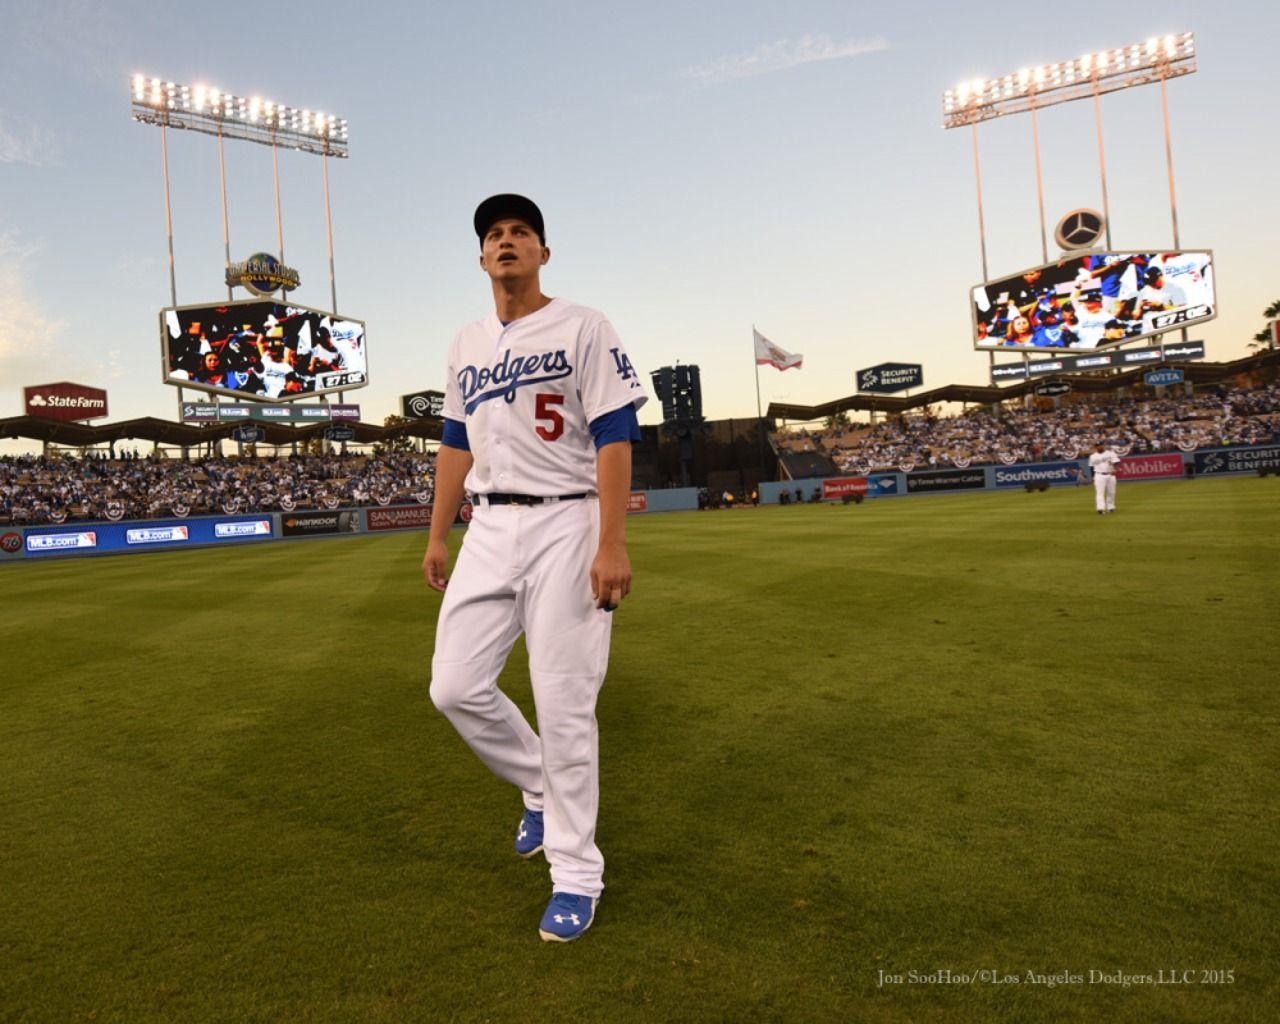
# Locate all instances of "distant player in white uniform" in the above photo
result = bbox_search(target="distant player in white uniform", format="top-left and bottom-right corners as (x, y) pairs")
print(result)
(1088, 442), (1121, 514)
(423, 194), (647, 943)
(1068, 289), (1115, 349)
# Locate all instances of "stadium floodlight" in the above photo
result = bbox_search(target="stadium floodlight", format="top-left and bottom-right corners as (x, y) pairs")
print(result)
(942, 32), (1195, 128)
(130, 74), (349, 157)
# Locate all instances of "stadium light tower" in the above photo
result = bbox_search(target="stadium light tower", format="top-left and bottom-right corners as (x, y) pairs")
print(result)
(129, 75), (348, 310)
(130, 75), (351, 414)
(943, 33), (1196, 272)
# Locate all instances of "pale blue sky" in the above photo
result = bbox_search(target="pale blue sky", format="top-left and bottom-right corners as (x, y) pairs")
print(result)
(1, 0), (1276, 441)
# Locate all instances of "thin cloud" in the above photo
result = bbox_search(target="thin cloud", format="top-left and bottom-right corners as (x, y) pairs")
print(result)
(680, 34), (889, 85)
(0, 114), (60, 167)
(0, 234), (66, 389)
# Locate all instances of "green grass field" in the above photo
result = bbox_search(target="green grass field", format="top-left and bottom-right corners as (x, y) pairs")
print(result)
(2, 477), (1277, 1023)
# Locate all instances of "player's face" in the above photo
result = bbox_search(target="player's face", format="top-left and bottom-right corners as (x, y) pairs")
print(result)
(480, 218), (548, 281)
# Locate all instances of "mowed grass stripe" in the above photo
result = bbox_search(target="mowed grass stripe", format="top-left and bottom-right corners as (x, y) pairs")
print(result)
(1, 477), (1276, 1023)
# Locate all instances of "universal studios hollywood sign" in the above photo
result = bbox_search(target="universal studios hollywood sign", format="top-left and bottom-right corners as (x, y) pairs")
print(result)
(226, 252), (300, 296)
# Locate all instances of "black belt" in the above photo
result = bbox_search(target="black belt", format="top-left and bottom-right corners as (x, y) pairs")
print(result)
(476, 492), (590, 506)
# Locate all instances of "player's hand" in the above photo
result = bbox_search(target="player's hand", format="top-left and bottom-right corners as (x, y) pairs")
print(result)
(423, 538), (451, 592)
(590, 542), (631, 612)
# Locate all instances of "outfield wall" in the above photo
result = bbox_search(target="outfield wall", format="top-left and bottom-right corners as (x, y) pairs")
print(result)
(2, 444), (1277, 563)
(760, 443), (1280, 504)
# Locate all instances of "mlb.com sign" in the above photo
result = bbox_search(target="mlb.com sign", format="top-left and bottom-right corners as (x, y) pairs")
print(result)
(24, 382), (109, 422)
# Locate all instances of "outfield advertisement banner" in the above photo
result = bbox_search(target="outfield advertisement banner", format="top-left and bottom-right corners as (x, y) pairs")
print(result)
(1115, 454), (1185, 480)
(992, 461), (1084, 488)
(868, 474), (901, 496)
(21, 516), (275, 556)
(1192, 446), (1280, 476)
(627, 492), (649, 513)
(905, 468), (988, 493)
(822, 477), (869, 500)
(367, 506), (433, 532)
(281, 510), (361, 537)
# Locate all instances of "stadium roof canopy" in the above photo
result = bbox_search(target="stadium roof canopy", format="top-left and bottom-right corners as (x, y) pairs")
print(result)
(0, 415), (442, 448)
(767, 349), (1280, 422)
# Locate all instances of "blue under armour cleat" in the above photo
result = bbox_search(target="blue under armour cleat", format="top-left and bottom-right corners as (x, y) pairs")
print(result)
(515, 808), (544, 859)
(538, 892), (597, 942)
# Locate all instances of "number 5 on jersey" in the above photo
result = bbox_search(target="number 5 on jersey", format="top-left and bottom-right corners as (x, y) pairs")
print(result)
(535, 393), (565, 441)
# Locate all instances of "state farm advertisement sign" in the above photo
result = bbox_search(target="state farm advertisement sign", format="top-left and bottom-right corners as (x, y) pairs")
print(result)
(1116, 454), (1184, 481)
(821, 477), (868, 500)
(627, 492), (648, 514)
(23, 382), (109, 422)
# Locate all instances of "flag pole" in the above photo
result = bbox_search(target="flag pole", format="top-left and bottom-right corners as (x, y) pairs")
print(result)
(753, 326), (767, 485)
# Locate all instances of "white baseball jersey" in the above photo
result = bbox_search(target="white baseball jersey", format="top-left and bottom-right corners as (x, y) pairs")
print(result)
(1089, 449), (1121, 475)
(259, 354), (293, 398)
(1069, 306), (1113, 349)
(1155, 253), (1213, 308)
(442, 297), (648, 495)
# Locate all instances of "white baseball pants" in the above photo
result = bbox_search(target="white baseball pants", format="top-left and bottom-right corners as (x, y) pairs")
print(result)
(429, 498), (611, 898)
(1094, 473), (1116, 512)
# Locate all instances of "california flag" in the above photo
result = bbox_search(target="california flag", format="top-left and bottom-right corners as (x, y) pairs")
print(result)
(753, 329), (803, 371)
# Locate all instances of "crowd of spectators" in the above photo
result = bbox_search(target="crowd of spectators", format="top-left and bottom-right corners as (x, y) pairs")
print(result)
(774, 381), (1280, 473)
(0, 451), (437, 525)
(6, 381), (1280, 525)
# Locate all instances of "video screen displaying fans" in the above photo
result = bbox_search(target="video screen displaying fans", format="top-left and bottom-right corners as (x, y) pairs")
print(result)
(971, 251), (1215, 351)
(161, 300), (368, 400)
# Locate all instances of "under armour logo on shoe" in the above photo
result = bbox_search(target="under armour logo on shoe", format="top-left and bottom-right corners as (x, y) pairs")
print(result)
(553, 914), (581, 926)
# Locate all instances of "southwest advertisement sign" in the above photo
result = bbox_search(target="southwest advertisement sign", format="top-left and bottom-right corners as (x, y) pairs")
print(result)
(905, 468), (987, 494)
(1193, 446), (1280, 476)
(22, 516), (274, 556)
(24, 382), (109, 422)
(822, 477), (869, 500)
(282, 510), (361, 537)
(1115, 454), (1184, 481)
(367, 506), (433, 532)
(992, 461), (1083, 488)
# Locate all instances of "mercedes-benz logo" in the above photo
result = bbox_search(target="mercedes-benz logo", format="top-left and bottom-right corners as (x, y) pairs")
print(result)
(1055, 208), (1105, 251)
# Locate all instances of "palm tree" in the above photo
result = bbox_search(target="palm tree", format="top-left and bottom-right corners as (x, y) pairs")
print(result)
(1249, 300), (1280, 351)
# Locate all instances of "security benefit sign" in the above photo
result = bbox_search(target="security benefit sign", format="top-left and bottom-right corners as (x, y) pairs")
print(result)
(1193, 445), (1280, 476)
(857, 362), (923, 394)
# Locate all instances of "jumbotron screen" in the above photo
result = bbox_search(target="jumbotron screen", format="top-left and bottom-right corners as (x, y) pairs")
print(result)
(160, 299), (367, 400)
(971, 250), (1215, 351)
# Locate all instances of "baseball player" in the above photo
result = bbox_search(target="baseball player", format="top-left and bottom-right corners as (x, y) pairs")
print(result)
(423, 194), (646, 943)
(1088, 441), (1121, 514)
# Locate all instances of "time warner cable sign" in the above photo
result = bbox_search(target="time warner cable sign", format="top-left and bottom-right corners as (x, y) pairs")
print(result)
(857, 362), (923, 394)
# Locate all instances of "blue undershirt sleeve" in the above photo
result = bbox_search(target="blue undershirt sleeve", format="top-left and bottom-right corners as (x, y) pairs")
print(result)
(441, 417), (470, 452)
(589, 404), (641, 449)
